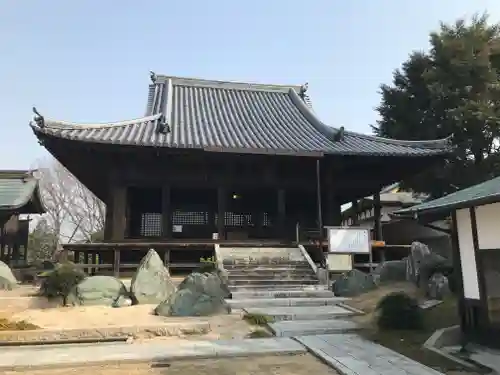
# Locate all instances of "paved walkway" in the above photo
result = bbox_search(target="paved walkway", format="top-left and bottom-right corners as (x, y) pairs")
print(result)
(296, 334), (444, 375)
(232, 290), (445, 375)
(0, 338), (306, 370)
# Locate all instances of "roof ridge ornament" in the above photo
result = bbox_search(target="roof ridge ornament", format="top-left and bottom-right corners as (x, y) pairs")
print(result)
(156, 113), (170, 134)
(150, 70), (157, 84)
(32, 107), (45, 128)
(333, 126), (345, 142)
(298, 82), (309, 99)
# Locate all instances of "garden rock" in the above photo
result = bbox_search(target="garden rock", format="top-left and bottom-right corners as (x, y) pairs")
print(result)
(67, 276), (128, 306)
(0, 276), (14, 290)
(427, 272), (451, 300)
(130, 249), (176, 304)
(372, 260), (407, 284)
(112, 295), (133, 308)
(406, 242), (447, 286)
(333, 269), (377, 297)
(155, 272), (230, 316)
(0, 260), (17, 289)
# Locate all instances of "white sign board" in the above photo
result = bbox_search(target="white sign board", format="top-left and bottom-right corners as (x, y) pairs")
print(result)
(327, 253), (353, 272)
(327, 227), (370, 254)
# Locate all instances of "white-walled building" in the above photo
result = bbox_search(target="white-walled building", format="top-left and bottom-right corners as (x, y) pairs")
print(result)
(394, 176), (500, 348)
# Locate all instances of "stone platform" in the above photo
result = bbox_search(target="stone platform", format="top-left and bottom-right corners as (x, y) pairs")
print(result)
(243, 305), (357, 321)
(0, 338), (307, 370)
(228, 297), (347, 309)
(270, 319), (361, 337)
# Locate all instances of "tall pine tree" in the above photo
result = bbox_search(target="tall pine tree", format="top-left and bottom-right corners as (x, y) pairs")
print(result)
(373, 15), (500, 198)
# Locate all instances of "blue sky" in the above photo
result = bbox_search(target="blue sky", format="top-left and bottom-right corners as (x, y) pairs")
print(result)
(1, 0), (499, 170)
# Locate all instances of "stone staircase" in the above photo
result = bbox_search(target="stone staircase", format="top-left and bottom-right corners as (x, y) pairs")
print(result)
(217, 245), (362, 337)
(217, 246), (320, 292)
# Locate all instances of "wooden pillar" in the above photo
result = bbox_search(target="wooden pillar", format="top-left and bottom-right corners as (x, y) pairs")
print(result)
(277, 188), (286, 238)
(163, 249), (170, 267)
(162, 186), (172, 238)
(111, 186), (127, 241)
(217, 187), (226, 240)
(373, 190), (385, 262)
(113, 248), (121, 278)
(103, 197), (114, 241)
(351, 200), (359, 226)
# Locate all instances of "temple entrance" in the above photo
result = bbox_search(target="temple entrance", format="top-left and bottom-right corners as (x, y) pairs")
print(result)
(223, 188), (277, 240)
(171, 188), (217, 239)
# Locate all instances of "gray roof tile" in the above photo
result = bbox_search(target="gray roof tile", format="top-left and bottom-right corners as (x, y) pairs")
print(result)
(31, 75), (452, 157)
(0, 170), (45, 213)
(393, 176), (500, 217)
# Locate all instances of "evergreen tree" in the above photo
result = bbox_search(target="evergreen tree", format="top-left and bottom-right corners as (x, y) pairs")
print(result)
(373, 15), (500, 197)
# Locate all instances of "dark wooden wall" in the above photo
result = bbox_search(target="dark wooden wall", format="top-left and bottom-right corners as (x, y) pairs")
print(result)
(0, 214), (29, 266)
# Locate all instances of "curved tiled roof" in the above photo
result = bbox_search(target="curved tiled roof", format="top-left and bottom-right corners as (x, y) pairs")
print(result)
(0, 170), (46, 214)
(31, 75), (452, 157)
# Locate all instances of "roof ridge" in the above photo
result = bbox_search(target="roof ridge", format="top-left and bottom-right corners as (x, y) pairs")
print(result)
(155, 74), (303, 93)
(344, 130), (452, 149)
(288, 88), (452, 150)
(31, 113), (163, 130)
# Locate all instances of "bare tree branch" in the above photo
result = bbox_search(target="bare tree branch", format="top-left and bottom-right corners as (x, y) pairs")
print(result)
(35, 157), (106, 244)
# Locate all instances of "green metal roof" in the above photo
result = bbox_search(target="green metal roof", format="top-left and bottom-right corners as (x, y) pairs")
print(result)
(0, 170), (45, 214)
(392, 175), (500, 218)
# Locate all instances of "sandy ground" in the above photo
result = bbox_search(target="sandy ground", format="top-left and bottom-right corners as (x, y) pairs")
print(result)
(0, 286), (256, 340)
(3, 354), (340, 375)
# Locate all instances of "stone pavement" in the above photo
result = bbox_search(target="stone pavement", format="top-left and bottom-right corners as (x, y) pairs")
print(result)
(295, 334), (444, 375)
(244, 305), (357, 321)
(0, 338), (307, 370)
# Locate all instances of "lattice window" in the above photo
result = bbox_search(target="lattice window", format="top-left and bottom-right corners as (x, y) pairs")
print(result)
(140, 213), (162, 237)
(263, 212), (272, 227)
(172, 210), (208, 225)
(222, 212), (253, 227)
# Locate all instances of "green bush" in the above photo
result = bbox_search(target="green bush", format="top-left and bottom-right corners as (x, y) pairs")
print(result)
(376, 292), (423, 331)
(38, 263), (86, 305)
(197, 256), (217, 273)
(243, 313), (274, 326)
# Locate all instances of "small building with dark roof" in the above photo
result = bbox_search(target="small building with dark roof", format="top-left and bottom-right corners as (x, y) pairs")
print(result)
(30, 74), (451, 275)
(0, 170), (45, 266)
(393, 176), (500, 348)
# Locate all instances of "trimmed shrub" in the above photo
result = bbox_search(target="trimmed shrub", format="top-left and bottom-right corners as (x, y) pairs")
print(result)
(376, 292), (423, 330)
(197, 256), (217, 273)
(39, 263), (86, 305)
(243, 313), (274, 326)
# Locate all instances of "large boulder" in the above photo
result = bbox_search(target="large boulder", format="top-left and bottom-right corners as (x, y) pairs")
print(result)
(405, 242), (447, 287)
(0, 260), (17, 289)
(427, 272), (451, 300)
(67, 276), (128, 306)
(130, 249), (176, 304)
(333, 269), (377, 297)
(372, 260), (407, 284)
(155, 272), (230, 317)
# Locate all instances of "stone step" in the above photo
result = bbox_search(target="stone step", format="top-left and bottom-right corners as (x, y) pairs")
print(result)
(226, 270), (316, 277)
(223, 263), (312, 270)
(243, 305), (357, 321)
(268, 319), (361, 337)
(227, 274), (317, 281)
(231, 289), (335, 299)
(229, 284), (322, 292)
(227, 297), (348, 309)
(228, 279), (319, 286)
